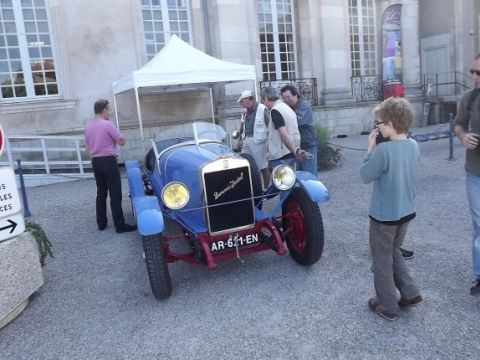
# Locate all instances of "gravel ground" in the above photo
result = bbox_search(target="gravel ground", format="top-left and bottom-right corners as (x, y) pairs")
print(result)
(1, 125), (479, 359)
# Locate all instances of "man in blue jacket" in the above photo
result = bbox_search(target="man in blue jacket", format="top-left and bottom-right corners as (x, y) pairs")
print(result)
(281, 85), (318, 175)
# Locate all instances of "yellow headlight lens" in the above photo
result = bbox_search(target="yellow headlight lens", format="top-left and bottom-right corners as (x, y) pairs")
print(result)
(161, 182), (190, 209)
(272, 165), (296, 190)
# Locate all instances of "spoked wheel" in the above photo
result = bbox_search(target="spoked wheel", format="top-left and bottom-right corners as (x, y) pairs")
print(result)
(282, 187), (324, 265)
(142, 234), (172, 299)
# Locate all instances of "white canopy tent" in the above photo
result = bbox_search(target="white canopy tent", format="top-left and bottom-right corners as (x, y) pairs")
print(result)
(112, 35), (258, 141)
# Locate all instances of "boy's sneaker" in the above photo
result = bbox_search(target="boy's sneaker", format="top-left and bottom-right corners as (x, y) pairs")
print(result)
(368, 298), (399, 321)
(470, 280), (480, 296)
(400, 248), (414, 260)
(398, 295), (424, 308)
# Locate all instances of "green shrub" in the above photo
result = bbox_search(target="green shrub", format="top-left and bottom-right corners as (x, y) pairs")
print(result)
(316, 125), (342, 171)
(26, 221), (53, 266)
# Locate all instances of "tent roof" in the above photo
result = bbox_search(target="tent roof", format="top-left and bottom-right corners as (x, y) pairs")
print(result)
(112, 35), (257, 95)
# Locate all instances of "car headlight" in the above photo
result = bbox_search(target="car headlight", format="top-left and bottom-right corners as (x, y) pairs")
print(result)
(161, 182), (189, 209)
(272, 165), (296, 190)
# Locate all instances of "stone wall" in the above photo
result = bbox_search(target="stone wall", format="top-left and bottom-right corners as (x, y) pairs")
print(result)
(0, 231), (43, 329)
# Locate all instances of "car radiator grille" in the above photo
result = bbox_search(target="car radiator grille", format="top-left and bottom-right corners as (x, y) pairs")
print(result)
(203, 166), (255, 234)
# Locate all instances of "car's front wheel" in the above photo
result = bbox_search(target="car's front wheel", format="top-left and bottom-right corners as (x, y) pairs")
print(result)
(142, 234), (172, 299)
(282, 187), (324, 265)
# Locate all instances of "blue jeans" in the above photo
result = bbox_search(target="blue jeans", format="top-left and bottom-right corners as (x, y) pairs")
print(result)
(296, 145), (318, 175)
(466, 172), (480, 278)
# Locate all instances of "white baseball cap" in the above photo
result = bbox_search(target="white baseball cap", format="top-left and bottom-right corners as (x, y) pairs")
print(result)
(237, 90), (253, 103)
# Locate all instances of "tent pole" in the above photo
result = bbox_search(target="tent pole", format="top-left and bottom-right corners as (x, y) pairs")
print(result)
(113, 94), (120, 129)
(254, 80), (259, 102)
(134, 87), (145, 142)
(209, 86), (215, 124)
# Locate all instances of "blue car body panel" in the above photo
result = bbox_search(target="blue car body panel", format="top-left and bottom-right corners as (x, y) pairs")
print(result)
(134, 197), (164, 235)
(126, 160), (165, 236)
(126, 161), (144, 198)
(295, 171), (330, 203)
(154, 142), (232, 227)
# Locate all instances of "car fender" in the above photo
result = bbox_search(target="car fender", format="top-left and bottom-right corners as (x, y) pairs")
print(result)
(295, 171), (330, 203)
(126, 160), (164, 235)
(126, 161), (145, 198)
(133, 196), (164, 236)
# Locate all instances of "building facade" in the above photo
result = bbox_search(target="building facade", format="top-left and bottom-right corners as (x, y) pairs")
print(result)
(2, 0), (473, 155)
(420, 0), (480, 94)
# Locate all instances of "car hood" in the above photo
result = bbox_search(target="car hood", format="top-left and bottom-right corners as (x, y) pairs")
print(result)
(155, 142), (236, 232)
(158, 142), (233, 184)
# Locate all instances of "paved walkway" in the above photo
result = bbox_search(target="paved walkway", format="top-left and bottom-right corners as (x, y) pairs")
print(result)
(1, 125), (479, 359)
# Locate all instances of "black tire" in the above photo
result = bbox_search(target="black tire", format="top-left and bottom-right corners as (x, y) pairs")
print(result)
(142, 234), (172, 300)
(240, 152), (263, 206)
(282, 187), (324, 265)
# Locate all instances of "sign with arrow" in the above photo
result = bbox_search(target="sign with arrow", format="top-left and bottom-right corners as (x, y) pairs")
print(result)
(0, 166), (25, 243)
(0, 213), (25, 244)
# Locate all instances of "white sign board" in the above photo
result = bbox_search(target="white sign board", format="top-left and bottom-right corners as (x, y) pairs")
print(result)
(0, 167), (21, 217)
(0, 167), (25, 243)
(0, 212), (25, 244)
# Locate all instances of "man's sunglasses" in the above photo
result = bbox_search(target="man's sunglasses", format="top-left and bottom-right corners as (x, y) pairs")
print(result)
(470, 69), (480, 76)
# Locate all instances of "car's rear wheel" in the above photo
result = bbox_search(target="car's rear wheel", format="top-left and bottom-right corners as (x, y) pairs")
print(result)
(240, 152), (263, 206)
(142, 234), (172, 299)
(282, 187), (324, 265)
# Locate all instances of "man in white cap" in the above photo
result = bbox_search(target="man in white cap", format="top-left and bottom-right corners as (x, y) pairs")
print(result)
(237, 90), (270, 187)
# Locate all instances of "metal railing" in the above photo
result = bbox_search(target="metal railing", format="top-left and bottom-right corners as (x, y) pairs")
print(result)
(422, 71), (473, 97)
(0, 135), (92, 176)
(260, 78), (318, 106)
(351, 75), (383, 102)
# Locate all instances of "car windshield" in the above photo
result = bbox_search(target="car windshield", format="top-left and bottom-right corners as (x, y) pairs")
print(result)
(153, 122), (226, 153)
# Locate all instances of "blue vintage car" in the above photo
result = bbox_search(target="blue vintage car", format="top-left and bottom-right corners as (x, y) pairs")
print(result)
(126, 122), (330, 300)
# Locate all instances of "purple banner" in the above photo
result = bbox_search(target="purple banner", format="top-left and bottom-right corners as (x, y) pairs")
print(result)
(382, 4), (402, 83)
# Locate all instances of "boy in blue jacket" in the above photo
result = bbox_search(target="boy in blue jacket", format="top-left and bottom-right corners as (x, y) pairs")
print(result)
(360, 97), (423, 321)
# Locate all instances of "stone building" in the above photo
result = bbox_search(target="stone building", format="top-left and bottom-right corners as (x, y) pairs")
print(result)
(419, 0), (480, 123)
(0, 0), (476, 157)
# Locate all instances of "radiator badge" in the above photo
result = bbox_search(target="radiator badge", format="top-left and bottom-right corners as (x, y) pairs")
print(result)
(213, 172), (244, 200)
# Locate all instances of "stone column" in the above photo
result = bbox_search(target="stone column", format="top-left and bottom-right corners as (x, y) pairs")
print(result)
(453, 0), (477, 73)
(296, 0), (325, 104)
(208, 0), (261, 96)
(317, 0), (354, 105)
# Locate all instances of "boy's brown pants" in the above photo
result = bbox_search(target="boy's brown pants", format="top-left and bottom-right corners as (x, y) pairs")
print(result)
(369, 219), (420, 314)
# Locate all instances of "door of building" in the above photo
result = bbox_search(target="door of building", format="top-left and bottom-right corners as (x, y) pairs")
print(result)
(421, 34), (451, 97)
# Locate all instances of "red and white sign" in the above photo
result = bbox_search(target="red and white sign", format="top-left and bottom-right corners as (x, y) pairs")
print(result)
(0, 124), (4, 158)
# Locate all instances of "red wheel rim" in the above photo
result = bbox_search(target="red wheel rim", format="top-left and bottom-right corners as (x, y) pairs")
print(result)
(283, 200), (307, 254)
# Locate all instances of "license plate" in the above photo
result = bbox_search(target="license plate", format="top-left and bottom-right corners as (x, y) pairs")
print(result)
(210, 233), (259, 252)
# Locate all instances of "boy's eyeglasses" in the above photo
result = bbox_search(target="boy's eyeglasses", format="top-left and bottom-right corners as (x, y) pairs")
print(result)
(470, 69), (480, 76)
(374, 121), (384, 128)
